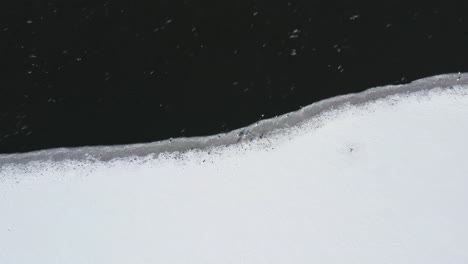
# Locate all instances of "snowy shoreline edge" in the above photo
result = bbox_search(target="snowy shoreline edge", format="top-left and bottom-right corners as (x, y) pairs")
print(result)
(1, 72), (466, 166)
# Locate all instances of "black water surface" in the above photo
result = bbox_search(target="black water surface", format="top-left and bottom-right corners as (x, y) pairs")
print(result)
(1, 1), (467, 153)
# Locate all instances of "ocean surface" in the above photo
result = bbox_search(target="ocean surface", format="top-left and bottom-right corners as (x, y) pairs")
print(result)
(1, 1), (468, 153)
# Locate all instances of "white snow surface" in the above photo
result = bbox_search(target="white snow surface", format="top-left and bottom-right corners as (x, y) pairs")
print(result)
(1, 85), (468, 263)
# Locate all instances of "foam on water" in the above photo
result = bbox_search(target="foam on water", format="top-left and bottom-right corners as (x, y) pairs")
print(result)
(1, 74), (468, 263)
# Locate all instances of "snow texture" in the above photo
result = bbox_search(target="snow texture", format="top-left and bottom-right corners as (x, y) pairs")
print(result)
(1, 74), (468, 263)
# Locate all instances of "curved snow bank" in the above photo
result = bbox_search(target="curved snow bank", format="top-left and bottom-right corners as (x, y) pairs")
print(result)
(1, 73), (467, 164)
(1, 74), (468, 263)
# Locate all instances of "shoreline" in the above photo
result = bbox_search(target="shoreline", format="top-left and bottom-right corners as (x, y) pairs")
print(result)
(1, 72), (466, 166)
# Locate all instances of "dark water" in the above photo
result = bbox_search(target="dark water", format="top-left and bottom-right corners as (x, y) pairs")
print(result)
(1, 1), (467, 153)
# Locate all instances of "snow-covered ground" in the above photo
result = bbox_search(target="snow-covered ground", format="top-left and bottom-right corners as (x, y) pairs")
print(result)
(1, 75), (468, 263)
